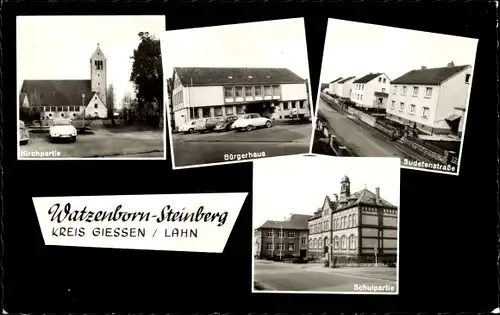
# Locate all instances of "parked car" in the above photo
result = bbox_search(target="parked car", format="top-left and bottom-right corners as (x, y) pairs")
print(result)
(205, 117), (222, 132)
(178, 118), (209, 134)
(178, 120), (198, 134)
(49, 118), (77, 143)
(232, 113), (273, 131)
(213, 115), (239, 132)
(19, 120), (29, 145)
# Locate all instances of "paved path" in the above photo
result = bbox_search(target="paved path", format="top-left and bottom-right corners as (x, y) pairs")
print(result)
(316, 98), (434, 163)
(254, 260), (397, 293)
(20, 129), (164, 159)
(171, 124), (312, 167)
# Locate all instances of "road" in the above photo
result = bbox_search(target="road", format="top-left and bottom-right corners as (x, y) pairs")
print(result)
(172, 123), (312, 167)
(316, 98), (435, 162)
(20, 128), (164, 158)
(254, 260), (397, 293)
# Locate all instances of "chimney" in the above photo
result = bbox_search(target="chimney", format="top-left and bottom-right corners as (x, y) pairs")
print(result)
(447, 61), (455, 67)
(333, 194), (338, 201)
(375, 187), (380, 203)
(421, 66), (427, 70)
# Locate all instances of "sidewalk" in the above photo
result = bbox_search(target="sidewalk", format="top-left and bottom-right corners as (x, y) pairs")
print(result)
(308, 265), (397, 281)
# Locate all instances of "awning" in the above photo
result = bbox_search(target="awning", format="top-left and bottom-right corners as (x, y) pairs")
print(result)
(374, 92), (389, 97)
(445, 114), (461, 122)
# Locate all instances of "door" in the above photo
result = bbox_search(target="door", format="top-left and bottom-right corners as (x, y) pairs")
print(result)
(300, 249), (307, 258)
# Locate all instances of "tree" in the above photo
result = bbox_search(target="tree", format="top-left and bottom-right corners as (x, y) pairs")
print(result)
(130, 32), (162, 127)
(106, 84), (116, 125)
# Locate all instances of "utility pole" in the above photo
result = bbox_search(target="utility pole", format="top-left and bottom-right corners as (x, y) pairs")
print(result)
(81, 93), (86, 125)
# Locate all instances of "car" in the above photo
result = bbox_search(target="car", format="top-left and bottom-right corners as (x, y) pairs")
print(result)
(178, 120), (198, 134)
(49, 118), (77, 143)
(231, 113), (273, 131)
(19, 120), (29, 145)
(205, 117), (222, 133)
(213, 115), (239, 132)
(178, 118), (209, 134)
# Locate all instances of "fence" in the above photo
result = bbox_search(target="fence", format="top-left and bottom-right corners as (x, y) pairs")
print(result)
(315, 115), (357, 157)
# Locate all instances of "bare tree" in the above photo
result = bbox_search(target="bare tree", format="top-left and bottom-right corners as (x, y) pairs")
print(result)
(107, 84), (116, 126)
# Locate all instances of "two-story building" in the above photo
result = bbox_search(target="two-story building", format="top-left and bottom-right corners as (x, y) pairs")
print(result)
(254, 214), (312, 259)
(385, 63), (472, 137)
(337, 76), (356, 99)
(170, 67), (310, 126)
(350, 73), (391, 109)
(328, 77), (343, 96)
(308, 175), (398, 264)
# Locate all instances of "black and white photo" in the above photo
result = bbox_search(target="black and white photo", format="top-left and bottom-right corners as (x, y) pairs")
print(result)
(252, 155), (400, 294)
(17, 15), (166, 159)
(163, 18), (314, 169)
(313, 19), (478, 175)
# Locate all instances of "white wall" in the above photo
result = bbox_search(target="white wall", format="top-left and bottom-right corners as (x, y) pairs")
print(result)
(362, 74), (391, 108)
(334, 83), (343, 96)
(174, 108), (190, 125)
(342, 79), (355, 98)
(85, 94), (107, 118)
(281, 83), (307, 101)
(436, 67), (472, 127)
(185, 86), (224, 107)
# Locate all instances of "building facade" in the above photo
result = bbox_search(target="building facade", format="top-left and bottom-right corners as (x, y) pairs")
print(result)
(254, 214), (312, 259)
(308, 175), (398, 264)
(19, 44), (108, 120)
(328, 77), (343, 95)
(350, 73), (391, 109)
(338, 76), (356, 98)
(171, 67), (310, 126)
(385, 63), (472, 136)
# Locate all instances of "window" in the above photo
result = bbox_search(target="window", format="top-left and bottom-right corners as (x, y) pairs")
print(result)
(341, 236), (346, 249)
(422, 106), (430, 118)
(465, 74), (471, 84)
(288, 231), (295, 238)
(224, 87), (233, 97)
(254, 86), (262, 96)
(413, 86), (419, 97)
(272, 85), (281, 95)
(378, 77), (382, 82)
(267, 229), (273, 237)
(362, 84), (365, 90)
(352, 216), (356, 226)
(344, 217), (347, 228)
(264, 85), (273, 95)
(244, 86), (253, 97)
(410, 104), (416, 114)
(401, 86), (407, 95)
(319, 239), (323, 248)
(301, 237), (306, 245)
(349, 235), (355, 249)
(288, 243), (295, 251)
(382, 88), (386, 93)
(425, 87), (432, 98)
(391, 100), (395, 109)
(360, 95), (363, 101)
(266, 243), (273, 250)
(347, 215), (351, 228)
(202, 107), (210, 117)
(399, 102), (405, 111)
(214, 107), (223, 116)
(277, 243), (285, 250)
(383, 78), (387, 83)
(393, 86), (397, 94)
(340, 218), (344, 229)
(334, 237), (339, 249)
(94, 103), (98, 109)
(226, 106), (234, 115)
(309, 240), (313, 248)
(277, 230), (284, 238)
(57, 106), (63, 111)
(235, 87), (243, 97)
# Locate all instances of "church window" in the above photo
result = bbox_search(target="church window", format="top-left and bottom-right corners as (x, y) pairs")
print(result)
(49, 113), (52, 117)
(61, 113), (64, 117)
(94, 103), (98, 109)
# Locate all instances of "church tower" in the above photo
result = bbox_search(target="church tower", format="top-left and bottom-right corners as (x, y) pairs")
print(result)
(340, 175), (351, 199)
(90, 44), (107, 106)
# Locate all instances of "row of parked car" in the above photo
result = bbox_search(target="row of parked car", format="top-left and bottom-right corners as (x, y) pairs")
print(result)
(19, 118), (79, 145)
(177, 113), (273, 134)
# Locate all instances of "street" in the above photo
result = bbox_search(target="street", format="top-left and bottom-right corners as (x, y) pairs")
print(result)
(316, 98), (435, 163)
(254, 260), (397, 293)
(172, 123), (312, 167)
(20, 128), (164, 158)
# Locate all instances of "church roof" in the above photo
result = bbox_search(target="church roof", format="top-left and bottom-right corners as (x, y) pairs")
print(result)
(173, 67), (305, 86)
(20, 80), (100, 107)
(91, 44), (107, 59)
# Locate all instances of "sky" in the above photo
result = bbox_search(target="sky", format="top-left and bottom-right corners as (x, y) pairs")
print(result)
(320, 19), (479, 84)
(161, 18), (310, 81)
(253, 155), (401, 229)
(17, 15), (165, 107)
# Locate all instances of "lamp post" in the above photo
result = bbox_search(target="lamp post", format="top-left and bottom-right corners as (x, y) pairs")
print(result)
(81, 93), (85, 125)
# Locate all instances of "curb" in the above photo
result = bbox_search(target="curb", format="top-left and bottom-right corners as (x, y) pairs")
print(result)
(81, 149), (164, 158)
(309, 267), (396, 282)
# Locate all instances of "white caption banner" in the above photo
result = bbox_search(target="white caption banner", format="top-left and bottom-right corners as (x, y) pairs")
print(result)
(33, 193), (248, 253)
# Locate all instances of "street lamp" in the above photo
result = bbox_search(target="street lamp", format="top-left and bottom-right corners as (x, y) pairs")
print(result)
(81, 93), (86, 125)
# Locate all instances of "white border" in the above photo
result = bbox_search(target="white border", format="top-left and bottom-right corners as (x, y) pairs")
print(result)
(309, 18), (478, 177)
(16, 16), (168, 161)
(250, 154), (400, 295)
(166, 18), (315, 170)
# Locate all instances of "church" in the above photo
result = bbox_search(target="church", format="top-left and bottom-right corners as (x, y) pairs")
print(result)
(308, 175), (398, 265)
(19, 44), (109, 120)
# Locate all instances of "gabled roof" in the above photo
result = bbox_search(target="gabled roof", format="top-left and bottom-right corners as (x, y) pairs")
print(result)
(20, 80), (99, 107)
(91, 44), (106, 60)
(337, 188), (397, 210)
(19, 93), (27, 106)
(353, 73), (384, 84)
(390, 65), (470, 85)
(338, 76), (356, 84)
(258, 214), (313, 230)
(174, 67), (305, 86)
(329, 77), (343, 84)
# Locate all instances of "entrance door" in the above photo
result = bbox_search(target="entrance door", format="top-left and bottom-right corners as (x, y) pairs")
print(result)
(300, 249), (307, 258)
